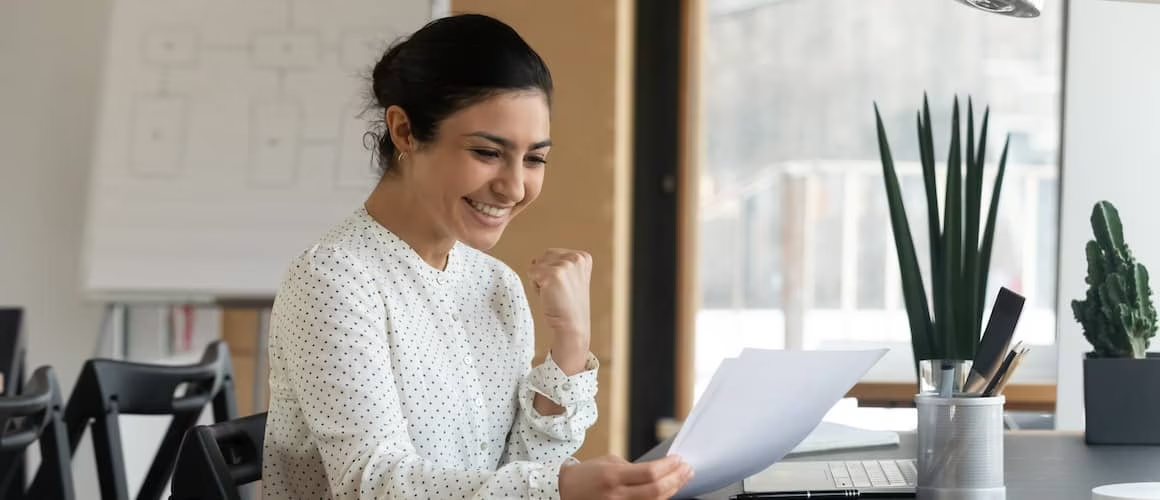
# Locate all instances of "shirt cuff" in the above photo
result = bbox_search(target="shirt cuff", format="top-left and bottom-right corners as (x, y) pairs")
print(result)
(528, 352), (599, 409)
(528, 457), (580, 500)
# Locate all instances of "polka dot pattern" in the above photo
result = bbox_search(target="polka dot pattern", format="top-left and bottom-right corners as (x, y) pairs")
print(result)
(262, 208), (600, 499)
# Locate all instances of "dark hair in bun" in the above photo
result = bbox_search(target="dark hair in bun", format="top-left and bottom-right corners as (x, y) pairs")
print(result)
(364, 13), (553, 175)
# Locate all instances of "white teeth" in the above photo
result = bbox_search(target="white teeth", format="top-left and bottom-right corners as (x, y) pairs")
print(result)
(467, 199), (509, 218)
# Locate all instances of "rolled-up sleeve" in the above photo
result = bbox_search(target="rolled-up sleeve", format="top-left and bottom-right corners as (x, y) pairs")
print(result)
(499, 270), (600, 468)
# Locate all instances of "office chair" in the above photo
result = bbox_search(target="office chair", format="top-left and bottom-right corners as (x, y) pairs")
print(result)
(0, 365), (75, 500)
(0, 308), (26, 400)
(29, 340), (239, 500)
(1, 307), (28, 498)
(170, 411), (266, 500)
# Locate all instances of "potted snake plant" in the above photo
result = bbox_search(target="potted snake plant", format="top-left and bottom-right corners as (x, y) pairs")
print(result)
(873, 94), (1012, 394)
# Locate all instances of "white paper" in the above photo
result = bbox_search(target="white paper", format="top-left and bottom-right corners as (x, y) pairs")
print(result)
(666, 348), (888, 498)
(787, 421), (900, 456)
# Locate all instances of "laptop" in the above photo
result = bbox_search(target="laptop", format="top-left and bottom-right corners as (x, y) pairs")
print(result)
(636, 433), (917, 498)
(738, 458), (917, 497)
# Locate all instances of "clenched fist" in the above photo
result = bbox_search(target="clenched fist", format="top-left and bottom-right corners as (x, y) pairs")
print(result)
(529, 248), (592, 375)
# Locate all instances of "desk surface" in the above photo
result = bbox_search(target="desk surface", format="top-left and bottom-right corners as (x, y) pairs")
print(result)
(699, 431), (1160, 500)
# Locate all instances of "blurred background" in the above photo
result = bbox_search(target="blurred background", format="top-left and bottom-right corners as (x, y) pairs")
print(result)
(3, 0), (1159, 496)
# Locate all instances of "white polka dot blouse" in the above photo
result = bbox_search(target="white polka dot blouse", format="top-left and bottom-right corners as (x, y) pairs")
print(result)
(262, 207), (600, 499)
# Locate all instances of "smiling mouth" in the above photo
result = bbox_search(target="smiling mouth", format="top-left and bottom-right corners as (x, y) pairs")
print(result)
(464, 198), (512, 218)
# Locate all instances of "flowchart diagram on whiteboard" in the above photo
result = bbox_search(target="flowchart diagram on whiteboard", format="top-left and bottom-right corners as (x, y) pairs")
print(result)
(82, 0), (439, 301)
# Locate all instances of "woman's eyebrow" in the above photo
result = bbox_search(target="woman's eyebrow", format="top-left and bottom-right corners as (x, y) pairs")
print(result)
(464, 132), (551, 150)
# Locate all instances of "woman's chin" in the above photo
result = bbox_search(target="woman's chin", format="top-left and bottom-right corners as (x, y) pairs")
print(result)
(456, 224), (508, 251)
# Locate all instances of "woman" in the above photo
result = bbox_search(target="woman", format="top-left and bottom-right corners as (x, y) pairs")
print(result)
(261, 13), (694, 500)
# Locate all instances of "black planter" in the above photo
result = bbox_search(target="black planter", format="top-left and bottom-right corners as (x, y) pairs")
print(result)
(1083, 353), (1160, 445)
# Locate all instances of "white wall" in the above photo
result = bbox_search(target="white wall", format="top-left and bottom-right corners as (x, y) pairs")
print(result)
(2, 4), (228, 494)
(0, 0), (112, 492)
(1055, 0), (1160, 430)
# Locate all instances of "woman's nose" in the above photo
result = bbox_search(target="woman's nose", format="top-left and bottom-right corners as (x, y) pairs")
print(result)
(492, 163), (525, 202)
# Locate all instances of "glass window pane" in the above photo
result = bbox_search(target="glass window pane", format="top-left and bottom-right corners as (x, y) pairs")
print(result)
(694, 0), (1063, 399)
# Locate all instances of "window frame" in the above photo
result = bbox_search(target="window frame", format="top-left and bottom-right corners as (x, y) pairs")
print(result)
(628, 0), (1070, 455)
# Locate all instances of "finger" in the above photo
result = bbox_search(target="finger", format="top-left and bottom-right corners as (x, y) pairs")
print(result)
(617, 455), (684, 486)
(527, 267), (549, 289)
(545, 248), (586, 263)
(609, 454), (629, 464)
(621, 461), (693, 499)
(537, 248), (567, 262)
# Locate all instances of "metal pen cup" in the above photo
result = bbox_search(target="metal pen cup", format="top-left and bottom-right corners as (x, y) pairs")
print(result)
(915, 393), (1006, 500)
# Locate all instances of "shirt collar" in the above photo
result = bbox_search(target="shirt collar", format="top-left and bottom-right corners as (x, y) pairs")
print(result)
(356, 207), (462, 287)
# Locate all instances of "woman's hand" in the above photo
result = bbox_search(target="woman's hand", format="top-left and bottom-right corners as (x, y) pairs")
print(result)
(558, 455), (694, 500)
(529, 248), (592, 375)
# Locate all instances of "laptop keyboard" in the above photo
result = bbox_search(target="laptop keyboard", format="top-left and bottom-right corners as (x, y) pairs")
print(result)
(828, 460), (916, 488)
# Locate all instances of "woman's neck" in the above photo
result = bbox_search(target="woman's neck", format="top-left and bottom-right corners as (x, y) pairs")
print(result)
(364, 178), (455, 270)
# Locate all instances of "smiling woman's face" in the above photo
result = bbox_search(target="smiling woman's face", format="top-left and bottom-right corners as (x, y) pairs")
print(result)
(394, 90), (551, 251)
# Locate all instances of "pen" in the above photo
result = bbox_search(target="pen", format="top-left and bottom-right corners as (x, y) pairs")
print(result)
(980, 342), (1021, 397)
(732, 490), (916, 499)
(991, 346), (1029, 396)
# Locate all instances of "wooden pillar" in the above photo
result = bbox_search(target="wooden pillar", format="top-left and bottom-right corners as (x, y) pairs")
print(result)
(447, 0), (635, 459)
(221, 308), (266, 416)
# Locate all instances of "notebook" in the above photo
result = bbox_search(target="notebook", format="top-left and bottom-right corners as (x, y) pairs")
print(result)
(785, 421), (901, 457)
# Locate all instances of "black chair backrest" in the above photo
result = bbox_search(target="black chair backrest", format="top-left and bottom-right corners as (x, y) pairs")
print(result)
(0, 307), (30, 500)
(30, 340), (239, 500)
(0, 365), (75, 500)
(170, 412), (267, 500)
(0, 308), (26, 399)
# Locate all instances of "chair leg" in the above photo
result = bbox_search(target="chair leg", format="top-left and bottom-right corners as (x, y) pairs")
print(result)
(93, 410), (131, 500)
(213, 376), (239, 423)
(39, 406), (77, 500)
(0, 455), (21, 500)
(137, 411), (200, 500)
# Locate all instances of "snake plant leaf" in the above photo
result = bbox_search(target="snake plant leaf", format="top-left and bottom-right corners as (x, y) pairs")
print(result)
(943, 97), (963, 359)
(963, 99), (984, 357)
(972, 107), (991, 327)
(977, 134), (1011, 324)
(918, 95), (942, 358)
(875, 103), (934, 365)
(919, 94), (941, 280)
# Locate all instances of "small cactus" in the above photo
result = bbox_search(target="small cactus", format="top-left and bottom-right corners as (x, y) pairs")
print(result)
(1071, 201), (1158, 358)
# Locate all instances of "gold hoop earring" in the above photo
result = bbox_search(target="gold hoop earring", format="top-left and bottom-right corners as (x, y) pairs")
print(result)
(397, 152), (406, 163)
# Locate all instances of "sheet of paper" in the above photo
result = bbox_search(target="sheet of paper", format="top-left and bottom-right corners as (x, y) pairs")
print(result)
(666, 348), (888, 499)
(786, 421), (900, 456)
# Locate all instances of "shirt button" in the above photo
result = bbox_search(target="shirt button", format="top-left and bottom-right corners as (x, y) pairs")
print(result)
(561, 381), (573, 391)
(475, 396), (484, 407)
(464, 354), (474, 366)
(451, 312), (460, 322)
(480, 441), (489, 451)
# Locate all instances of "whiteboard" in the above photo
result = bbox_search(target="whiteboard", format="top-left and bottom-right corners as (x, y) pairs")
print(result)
(81, 0), (441, 301)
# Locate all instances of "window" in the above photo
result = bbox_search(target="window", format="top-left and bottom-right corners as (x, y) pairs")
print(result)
(692, 0), (1064, 401)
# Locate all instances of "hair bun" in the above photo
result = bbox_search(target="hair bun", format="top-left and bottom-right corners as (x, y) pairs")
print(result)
(361, 14), (552, 176)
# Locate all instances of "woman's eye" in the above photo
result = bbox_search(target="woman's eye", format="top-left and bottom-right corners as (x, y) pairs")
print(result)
(471, 149), (501, 160)
(526, 156), (547, 166)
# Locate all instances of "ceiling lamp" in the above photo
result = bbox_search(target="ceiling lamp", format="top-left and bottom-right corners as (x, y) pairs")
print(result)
(954, 0), (1042, 17)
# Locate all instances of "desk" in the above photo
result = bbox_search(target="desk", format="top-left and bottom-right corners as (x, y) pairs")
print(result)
(699, 431), (1160, 500)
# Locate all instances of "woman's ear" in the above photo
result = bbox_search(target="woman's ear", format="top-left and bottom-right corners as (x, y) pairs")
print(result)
(385, 105), (414, 154)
